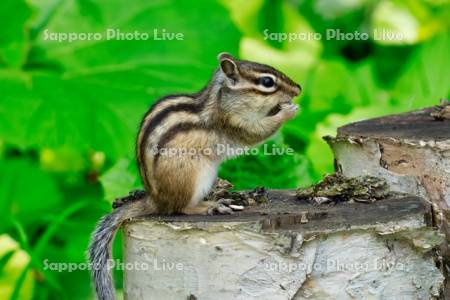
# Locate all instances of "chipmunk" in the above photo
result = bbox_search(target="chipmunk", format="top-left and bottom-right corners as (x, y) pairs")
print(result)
(88, 53), (301, 300)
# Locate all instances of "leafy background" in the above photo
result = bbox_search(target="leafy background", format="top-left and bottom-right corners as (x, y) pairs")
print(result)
(0, 0), (448, 299)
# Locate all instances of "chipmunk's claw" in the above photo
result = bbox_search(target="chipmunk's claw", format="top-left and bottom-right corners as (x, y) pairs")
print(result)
(207, 202), (234, 215)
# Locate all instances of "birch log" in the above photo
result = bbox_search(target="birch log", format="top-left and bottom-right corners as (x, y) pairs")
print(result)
(327, 105), (450, 298)
(122, 191), (444, 300)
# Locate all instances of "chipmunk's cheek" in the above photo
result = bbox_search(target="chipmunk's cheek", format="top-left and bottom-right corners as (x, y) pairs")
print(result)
(260, 98), (274, 116)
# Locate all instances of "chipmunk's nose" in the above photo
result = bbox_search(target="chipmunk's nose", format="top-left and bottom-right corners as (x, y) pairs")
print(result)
(292, 83), (301, 97)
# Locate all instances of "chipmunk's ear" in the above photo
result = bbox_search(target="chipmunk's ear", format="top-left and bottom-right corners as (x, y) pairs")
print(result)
(218, 52), (239, 81)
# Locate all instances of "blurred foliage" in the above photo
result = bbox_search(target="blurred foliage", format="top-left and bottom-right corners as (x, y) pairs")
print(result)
(0, 0), (449, 299)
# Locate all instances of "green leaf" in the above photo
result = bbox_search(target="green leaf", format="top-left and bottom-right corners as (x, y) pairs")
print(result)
(305, 59), (385, 114)
(0, 71), (40, 149)
(0, 159), (62, 229)
(0, 0), (240, 162)
(33, 0), (240, 76)
(219, 140), (313, 189)
(371, 0), (420, 45)
(306, 59), (354, 113)
(393, 34), (450, 109)
(9, 264), (31, 300)
(99, 158), (140, 201)
(10, 219), (62, 293)
(0, 235), (34, 300)
(0, 250), (16, 275)
(0, 0), (33, 68)
(33, 200), (90, 257)
(258, 0), (285, 49)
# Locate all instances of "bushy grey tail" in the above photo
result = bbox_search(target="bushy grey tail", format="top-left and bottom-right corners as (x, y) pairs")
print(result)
(88, 196), (153, 300)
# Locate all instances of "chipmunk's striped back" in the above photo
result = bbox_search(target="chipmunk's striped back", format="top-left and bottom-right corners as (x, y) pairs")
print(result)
(135, 87), (220, 213)
(137, 94), (199, 190)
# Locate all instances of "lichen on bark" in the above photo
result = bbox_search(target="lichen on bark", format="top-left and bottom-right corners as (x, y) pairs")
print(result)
(296, 173), (390, 203)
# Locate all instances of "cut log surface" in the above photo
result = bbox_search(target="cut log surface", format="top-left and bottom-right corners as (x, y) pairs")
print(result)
(123, 192), (443, 300)
(337, 107), (450, 141)
(132, 191), (429, 233)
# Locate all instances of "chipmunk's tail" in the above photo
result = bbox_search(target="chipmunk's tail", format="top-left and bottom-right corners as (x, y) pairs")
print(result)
(88, 194), (154, 300)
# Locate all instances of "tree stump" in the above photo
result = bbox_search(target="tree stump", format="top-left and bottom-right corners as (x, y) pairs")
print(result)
(327, 104), (450, 298)
(122, 191), (443, 299)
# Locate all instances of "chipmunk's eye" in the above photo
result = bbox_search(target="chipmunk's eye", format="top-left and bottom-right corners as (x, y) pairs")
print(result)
(259, 76), (275, 88)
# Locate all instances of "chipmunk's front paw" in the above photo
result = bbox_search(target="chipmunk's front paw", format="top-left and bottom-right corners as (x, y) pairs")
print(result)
(207, 202), (234, 215)
(206, 199), (246, 215)
(277, 103), (299, 121)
